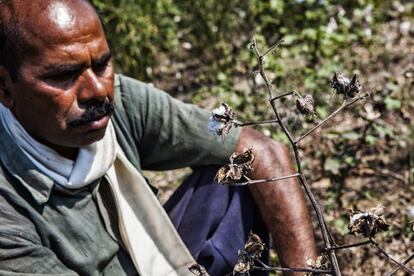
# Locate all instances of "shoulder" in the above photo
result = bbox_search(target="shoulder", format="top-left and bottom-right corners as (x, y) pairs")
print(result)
(0, 165), (40, 244)
(114, 74), (152, 104)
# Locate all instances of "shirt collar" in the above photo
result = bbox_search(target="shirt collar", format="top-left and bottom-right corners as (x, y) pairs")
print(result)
(0, 120), (54, 205)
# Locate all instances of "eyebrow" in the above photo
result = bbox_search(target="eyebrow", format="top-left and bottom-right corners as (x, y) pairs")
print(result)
(43, 51), (112, 75)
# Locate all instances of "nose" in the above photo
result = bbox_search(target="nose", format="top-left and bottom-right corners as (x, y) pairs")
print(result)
(77, 68), (109, 104)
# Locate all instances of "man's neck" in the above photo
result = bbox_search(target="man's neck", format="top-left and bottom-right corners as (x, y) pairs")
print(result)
(34, 137), (79, 160)
(52, 145), (79, 161)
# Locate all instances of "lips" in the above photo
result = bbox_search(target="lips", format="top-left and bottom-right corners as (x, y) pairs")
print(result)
(75, 114), (111, 131)
(68, 100), (114, 128)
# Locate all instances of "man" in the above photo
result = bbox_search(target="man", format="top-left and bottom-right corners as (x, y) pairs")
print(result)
(0, 0), (317, 275)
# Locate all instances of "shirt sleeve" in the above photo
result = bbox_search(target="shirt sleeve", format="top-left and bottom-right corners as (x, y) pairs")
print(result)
(0, 232), (77, 275)
(116, 75), (241, 170)
(0, 202), (76, 275)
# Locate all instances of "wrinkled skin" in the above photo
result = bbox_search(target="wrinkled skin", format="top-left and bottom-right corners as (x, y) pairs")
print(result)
(0, 0), (114, 160)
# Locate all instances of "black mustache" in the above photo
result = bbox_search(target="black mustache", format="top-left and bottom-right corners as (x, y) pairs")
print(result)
(68, 101), (114, 128)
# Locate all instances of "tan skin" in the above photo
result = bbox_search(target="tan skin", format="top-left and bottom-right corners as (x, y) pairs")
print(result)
(237, 128), (318, 273)
(0, 0), (317, 274)
(0, 0), (114, 159)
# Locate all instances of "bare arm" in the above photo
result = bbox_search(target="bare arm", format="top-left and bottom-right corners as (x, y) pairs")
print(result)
(235, 127), (317, 273)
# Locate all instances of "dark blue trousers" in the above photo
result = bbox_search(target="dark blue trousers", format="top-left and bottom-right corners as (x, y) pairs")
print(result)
(164, 166), (269, 276)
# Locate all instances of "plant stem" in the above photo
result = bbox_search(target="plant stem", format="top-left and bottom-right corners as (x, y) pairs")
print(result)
(230, 173), (300, 186)
(270, 90), (297, 102)
(255, 259), (331, 274)
(295, 94), (368, 144)
(262, 39), (284, 57)
(252, 40), (342, 276)
(326, 240), (370, 251)
(370, 238), (414, 274)
(234, 119), (279, 127)
(385, 252), (414, 276)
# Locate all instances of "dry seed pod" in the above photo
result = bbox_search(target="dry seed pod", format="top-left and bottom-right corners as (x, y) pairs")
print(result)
(244, 232), (265, 258)
(347, 74), (361, 98)
(233, 250), (253, 275)
(330, 73), (350, 95)
(305, 254), (330, 276)
(348, 205), (389, 238)
(215, 148), (255, 184)
(208, 103), (235, 137)
(230, 148), (255, 166)
(330, 72), (361, 98)
(211, 103), (235, 122)
(188, 263), (210, 276)
(296, 93), (317, 117)
(233, 261), (250, 274)
(214, 164), (244, 184)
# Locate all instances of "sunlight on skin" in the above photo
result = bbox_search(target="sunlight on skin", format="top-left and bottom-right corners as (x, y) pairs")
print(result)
(48, 1), (75, 30)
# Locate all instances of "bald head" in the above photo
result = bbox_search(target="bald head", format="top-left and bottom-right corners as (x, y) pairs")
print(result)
(0, 0), (101, 81)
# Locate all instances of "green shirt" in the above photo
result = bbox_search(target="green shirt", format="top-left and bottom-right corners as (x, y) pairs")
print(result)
(0, 75), (240, 275)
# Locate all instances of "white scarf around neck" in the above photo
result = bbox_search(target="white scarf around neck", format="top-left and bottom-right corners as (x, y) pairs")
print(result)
(0, 104), (116, 189)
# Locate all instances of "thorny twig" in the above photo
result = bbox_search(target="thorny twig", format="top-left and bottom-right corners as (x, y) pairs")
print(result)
(326, 240), (370, 251)
(229, 173), (300, 186)
(234, 119), (279, 127)
(295, 94), (369, 144)
(324, 237), (414, 274)
(270, 90), (297, 102)
(386, 252), (414, 276)
(254, 258), (331, 274)
(251, 37), (342, 275)
(370, 238), (414, 274)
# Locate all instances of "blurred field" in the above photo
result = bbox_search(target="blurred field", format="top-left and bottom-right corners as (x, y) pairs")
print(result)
(93, 0), (414, 274)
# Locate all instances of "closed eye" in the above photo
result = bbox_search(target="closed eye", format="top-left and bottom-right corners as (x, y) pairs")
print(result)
(92, 53), (112, 75)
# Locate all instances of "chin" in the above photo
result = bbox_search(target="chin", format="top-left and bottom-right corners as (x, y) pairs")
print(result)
(77, 128), (107, 146)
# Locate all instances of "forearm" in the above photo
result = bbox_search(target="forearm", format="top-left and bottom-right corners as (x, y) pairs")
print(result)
(235, 128), (317, 273)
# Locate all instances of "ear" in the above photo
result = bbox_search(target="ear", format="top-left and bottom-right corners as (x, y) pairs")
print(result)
(0, 67), (15, 108)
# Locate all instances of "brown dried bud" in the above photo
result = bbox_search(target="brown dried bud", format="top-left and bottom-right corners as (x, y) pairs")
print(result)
(244, 232), (265, 258)
(233, 261), (250, 274)
(208, 103), (235, 137)
(233, 250), (253, 275)
(330, 73), (361, 98)
(347, 74), (361, 98)
(214, 148), (255, 184)
(348, 205), (389, 238)
(306, 254), (330, 275)
(229, 148), (255, 166)
(188, 263), (210, 276)
(296, 93), (317, 117)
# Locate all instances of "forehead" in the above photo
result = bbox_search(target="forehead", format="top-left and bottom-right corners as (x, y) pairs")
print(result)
(18, 0), (108, 61)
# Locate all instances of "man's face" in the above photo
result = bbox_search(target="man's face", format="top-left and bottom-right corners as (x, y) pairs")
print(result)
(0, 1), (115, 153)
